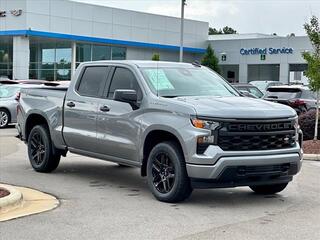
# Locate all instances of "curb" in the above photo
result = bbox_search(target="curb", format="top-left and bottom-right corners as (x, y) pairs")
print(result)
(304, 154), (320, 161)
(0, 184), (23, 214)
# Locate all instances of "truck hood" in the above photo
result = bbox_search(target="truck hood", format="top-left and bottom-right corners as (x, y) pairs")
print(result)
(175, 96), (297, 119)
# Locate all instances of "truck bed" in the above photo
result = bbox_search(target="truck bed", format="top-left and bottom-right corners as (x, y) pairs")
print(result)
(18, 86), (68, 149)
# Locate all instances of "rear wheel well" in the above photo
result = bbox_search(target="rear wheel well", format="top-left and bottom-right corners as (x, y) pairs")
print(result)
(141, 130), (184, 176)
(25, 114), (49, 142)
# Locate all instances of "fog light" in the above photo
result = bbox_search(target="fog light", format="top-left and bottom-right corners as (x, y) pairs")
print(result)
(197, 135), (215, 144)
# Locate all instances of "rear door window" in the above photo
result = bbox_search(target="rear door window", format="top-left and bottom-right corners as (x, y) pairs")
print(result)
(77, 66), (110, 98)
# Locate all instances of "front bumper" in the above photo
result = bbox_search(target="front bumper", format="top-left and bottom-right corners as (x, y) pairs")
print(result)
(186, 144), (303, 189)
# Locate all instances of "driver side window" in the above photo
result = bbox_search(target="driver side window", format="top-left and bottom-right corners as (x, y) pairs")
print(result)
(107, 67), (142, 100)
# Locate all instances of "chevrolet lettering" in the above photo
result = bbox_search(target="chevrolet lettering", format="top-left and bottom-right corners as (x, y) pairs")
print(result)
(228, 122), (295, 132)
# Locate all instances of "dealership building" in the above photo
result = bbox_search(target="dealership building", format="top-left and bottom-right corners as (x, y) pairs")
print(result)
(0, 0), (313, 84)
(209, 34), (312, 84)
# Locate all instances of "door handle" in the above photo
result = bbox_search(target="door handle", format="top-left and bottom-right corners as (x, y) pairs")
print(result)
(67, 101), (75, 108)
(100, 105), (110, 112)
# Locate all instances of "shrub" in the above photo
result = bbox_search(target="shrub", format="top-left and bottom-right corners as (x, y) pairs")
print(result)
(152, 53), (160, 61)
(201, 44), (221, 73)
(298, 109), (320, 140)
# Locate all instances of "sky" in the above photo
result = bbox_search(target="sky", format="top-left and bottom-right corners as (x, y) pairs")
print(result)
(73, 0), (320, 36)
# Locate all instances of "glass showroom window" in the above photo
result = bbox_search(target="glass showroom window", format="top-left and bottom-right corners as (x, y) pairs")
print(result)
(30, 40), (71, 81)
(76, 43), (126, 67)
(0, 38), (13, 79)
(92, 45), (111, 61)
(112, 47), (126, 60)
(76, 43), (91, 65)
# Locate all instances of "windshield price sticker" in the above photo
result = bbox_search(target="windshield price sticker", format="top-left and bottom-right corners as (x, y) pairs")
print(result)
(145, 69), (174, 90)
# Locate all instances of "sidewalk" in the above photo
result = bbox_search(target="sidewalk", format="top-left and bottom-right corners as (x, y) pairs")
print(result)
(304, 154), (320, 161)
(0, 184), (59, 222)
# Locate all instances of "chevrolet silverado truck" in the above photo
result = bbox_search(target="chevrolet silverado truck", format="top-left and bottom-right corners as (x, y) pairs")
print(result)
(17, 61), (303, 203)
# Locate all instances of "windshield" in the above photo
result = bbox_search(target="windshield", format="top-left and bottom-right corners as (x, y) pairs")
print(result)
(250, 81), (269, 91)
(0, 85), (20, 98)
(140, 67), (239, 97)
(247, 86), (264, 98)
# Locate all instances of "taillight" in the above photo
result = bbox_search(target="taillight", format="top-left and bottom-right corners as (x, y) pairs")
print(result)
(15, 91), (21, 101)
(289, 99), (305, 107)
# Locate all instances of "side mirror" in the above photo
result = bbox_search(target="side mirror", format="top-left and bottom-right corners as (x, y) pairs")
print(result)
(113, 89), (138, 108)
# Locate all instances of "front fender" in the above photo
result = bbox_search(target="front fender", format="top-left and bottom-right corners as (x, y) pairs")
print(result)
(138, 111), (207, 162)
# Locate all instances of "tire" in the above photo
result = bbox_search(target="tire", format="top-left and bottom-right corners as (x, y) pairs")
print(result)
(28, 124), (61, 173)
(0, 109), (10, 128)
(147, 141), (192, 203)
(250, 183), (288, 195)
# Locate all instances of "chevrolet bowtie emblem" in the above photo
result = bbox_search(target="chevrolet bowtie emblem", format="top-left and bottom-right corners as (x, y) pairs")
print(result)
(10, 9), (22, 17)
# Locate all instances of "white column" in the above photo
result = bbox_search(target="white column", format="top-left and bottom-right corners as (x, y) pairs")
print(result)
(13, 36), (30, 80)
(239, 63), (248, 83)
(71, 41), (77, 77)
(279, 63), (289, 84)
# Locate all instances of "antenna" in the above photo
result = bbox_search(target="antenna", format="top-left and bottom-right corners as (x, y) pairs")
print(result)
(156, 60), (159, 97)
(192, 61), (201, 67)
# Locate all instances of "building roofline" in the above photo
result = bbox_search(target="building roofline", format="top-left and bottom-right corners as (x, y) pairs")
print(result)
(208, 33), (308, 41)
(70, 0), (208, 24)
(0, 30), (205, 54)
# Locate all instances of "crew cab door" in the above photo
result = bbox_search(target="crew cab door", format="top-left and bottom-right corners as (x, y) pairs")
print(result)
(63, 66), (110, 152)
(96, 67), (143, 163)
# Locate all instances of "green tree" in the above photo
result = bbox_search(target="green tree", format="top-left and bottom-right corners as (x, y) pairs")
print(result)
(209, 26), (237, 35)
(302, 15), (320, 140)
(209, 27), (222, 35)
(201, 44), (220, 73)
(152, 53), (160, 61)
(222, 26), (237, 34)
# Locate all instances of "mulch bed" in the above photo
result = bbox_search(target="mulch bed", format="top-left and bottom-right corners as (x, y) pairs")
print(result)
(303, 140), (320, 154)
(0, 188), (10, 198)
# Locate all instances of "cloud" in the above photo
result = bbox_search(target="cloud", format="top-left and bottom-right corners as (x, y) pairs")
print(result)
(146, 0), (240, 22)
(74, 0), (320, 35)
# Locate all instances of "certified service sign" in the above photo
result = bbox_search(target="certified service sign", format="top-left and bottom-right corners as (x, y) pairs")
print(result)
(240, 47), (293, 55)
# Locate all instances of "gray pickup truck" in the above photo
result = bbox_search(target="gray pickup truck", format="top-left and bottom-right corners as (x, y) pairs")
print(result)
(17, 61), (303, 203)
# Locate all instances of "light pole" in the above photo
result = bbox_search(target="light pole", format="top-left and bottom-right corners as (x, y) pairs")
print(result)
(179, 0), (186, 62)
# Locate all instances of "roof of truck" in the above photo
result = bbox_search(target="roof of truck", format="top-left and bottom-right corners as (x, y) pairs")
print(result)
(82, 60), (199, 68)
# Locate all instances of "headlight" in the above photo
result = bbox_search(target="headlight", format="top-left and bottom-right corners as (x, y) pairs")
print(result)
(191, 118), (220, 130)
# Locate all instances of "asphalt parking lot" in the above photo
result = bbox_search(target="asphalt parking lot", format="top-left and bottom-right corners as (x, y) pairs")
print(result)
(1, 126), (320, 240)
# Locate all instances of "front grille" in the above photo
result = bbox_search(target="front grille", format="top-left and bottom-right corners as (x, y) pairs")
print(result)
(217, 120), (296, 151)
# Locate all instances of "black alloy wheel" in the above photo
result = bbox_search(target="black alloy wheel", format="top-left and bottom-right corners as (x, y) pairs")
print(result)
(30, 131), (46, 166)
(28, 124), (61, 173)
(147, 141), (192, 203)
(151, 152), (176, 194)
